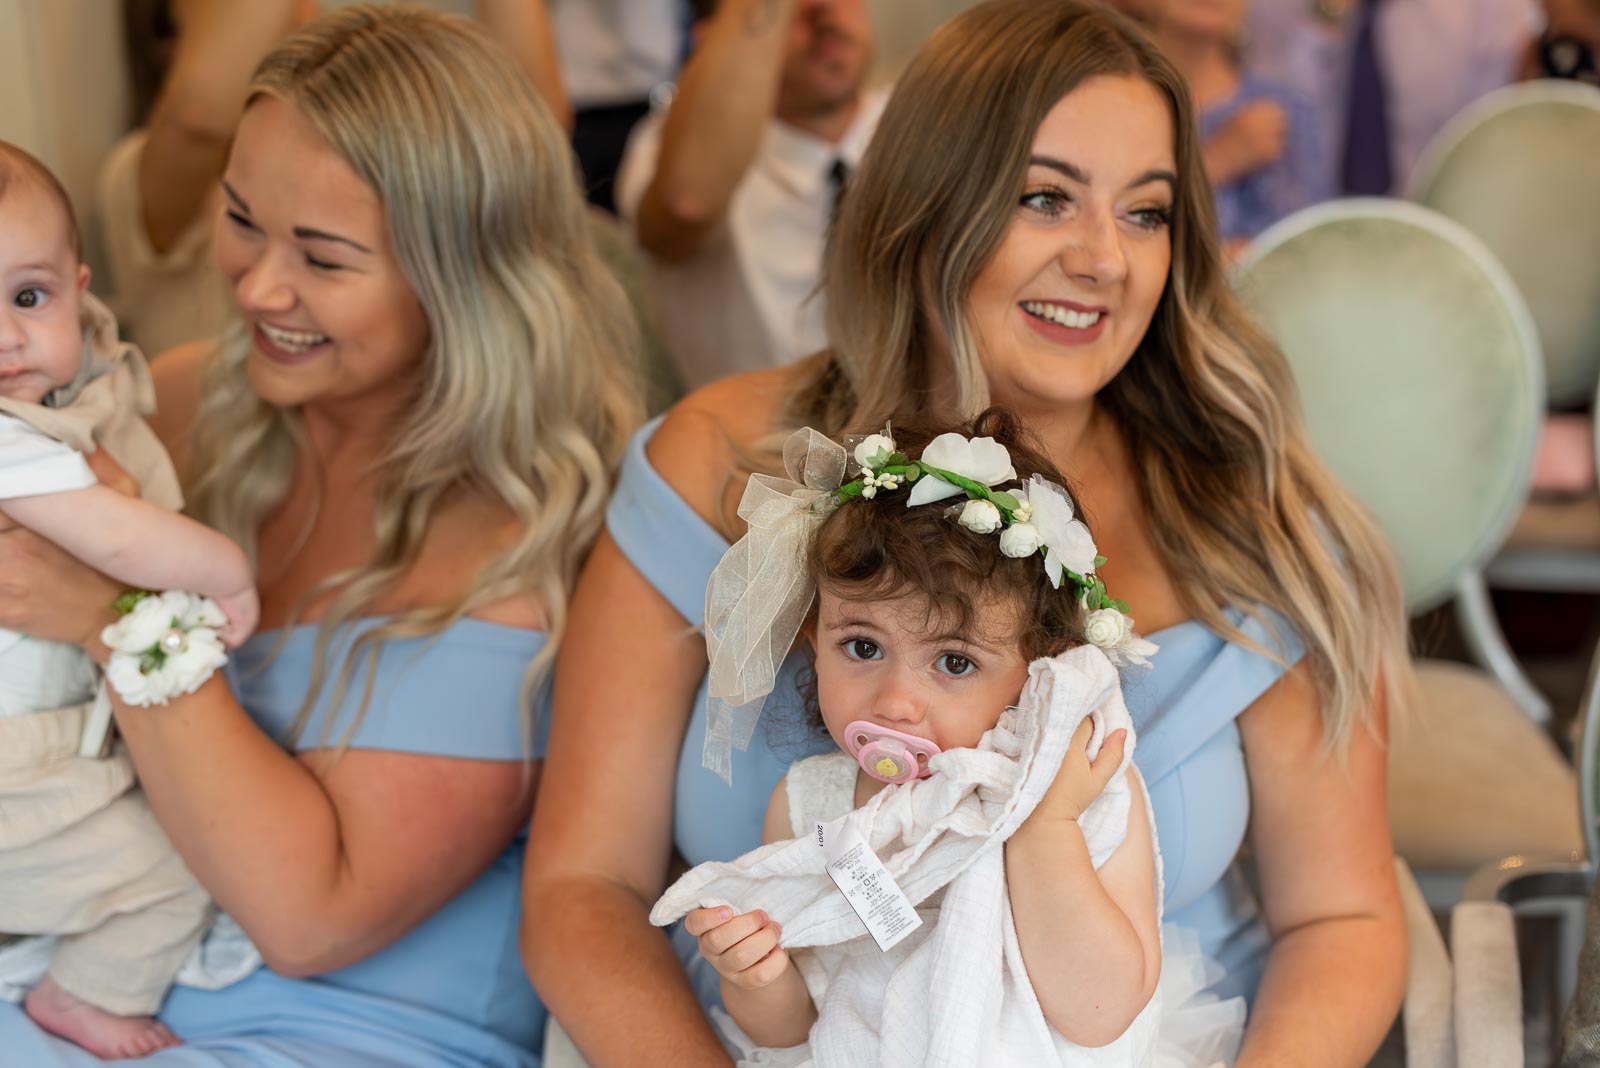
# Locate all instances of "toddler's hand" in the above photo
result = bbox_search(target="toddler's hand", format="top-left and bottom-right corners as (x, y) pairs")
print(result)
(1032, 720), (1126, 824)
(684, 906), (793, 991)
(213, 587), (260, 649)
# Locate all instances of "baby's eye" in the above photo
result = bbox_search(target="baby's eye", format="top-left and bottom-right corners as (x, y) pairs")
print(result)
(937, 653), (976, 678)
(843, 638), (881, 661)
(13, 287), (44, 309)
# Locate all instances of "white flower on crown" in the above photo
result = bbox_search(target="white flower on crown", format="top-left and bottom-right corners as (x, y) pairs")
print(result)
(999, 521), (1042, 557)
(854, 433), (896, 471)
(1085, 608), (1160, 667)
(1026, 475), (1099, 586)
(959, 499), (1003, 534)
(906, 433), (1018, 507)
(1084, 608), (1130, 650)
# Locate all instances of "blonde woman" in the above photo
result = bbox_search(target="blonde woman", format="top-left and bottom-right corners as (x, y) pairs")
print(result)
(0, 5), (638, 1065)
(524, 0), (1408, 1064)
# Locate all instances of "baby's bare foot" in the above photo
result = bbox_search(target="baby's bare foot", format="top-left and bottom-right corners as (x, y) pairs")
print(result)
(25, 975), (181, 1058)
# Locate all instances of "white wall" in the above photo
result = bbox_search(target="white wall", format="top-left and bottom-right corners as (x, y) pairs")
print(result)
(869, 0), (982, 82)
(0, 0), (132, 279)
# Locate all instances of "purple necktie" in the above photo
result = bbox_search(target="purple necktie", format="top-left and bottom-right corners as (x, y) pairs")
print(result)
(1341, 0), (1394, 195)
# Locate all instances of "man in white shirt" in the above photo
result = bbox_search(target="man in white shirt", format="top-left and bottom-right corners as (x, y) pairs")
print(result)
(615, 0), (887, 389)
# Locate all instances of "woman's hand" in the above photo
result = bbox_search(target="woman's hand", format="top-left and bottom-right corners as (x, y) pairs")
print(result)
(0, 447), (137, 653)
(0, 524), (120, 652)
(1030, 721), (1127, 825)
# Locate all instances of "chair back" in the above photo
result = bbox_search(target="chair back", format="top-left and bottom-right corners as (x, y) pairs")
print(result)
(1234, 200), (1543, 613)
(1409, 81), (1600, 407)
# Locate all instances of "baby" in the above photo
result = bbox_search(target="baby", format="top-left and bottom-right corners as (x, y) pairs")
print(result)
(0, 142), (257, 1057)
(649, 412), (1248, 1061)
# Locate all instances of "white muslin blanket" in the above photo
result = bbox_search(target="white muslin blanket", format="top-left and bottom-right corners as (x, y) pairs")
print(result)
(651, 645), (1164, 1067)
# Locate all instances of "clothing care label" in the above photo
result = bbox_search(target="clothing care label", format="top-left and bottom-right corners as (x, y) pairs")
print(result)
(814, 819), (921, 952)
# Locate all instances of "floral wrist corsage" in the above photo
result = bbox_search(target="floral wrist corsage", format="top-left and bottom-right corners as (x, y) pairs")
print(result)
(100, 590), (229, 707)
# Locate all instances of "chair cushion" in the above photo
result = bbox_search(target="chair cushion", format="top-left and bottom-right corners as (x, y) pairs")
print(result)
(1503, 492), (1600, 552)
(1389, 659), (1581, 870)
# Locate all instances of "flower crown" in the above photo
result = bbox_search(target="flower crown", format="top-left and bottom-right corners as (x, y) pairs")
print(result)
(833, 430), (1157, 667)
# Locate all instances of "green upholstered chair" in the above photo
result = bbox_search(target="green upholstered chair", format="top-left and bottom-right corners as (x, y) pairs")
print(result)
(1234, 199), (1581, 901)
(1410, 81), (1600, 409)
(1236, 198), (1587, 1063)
(1409, 82), (1600, 598)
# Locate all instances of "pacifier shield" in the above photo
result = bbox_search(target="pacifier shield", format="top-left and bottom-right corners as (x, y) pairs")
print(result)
(843, 720), (941, 784)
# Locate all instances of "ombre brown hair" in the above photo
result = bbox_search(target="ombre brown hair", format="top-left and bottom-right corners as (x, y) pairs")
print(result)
(784, 0), (1410, 746)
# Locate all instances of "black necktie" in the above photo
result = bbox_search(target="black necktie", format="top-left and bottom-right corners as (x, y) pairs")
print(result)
(1341, 0), (1394, 195)
(828, 158), (851, 222)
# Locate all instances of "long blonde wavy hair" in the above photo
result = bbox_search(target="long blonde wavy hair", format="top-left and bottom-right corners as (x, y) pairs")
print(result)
(185, 5), (642, 749)
(788, 0), (1410, 746)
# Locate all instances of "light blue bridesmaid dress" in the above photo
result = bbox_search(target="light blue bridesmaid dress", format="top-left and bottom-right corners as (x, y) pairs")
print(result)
(607, 417), (1305, 1010)
(0, 618), (551, 1066)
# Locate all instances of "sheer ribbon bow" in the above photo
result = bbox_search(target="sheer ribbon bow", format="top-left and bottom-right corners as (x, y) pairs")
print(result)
(702, 429), (848, 784)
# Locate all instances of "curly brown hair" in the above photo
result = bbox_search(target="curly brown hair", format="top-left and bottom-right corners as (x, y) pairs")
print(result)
(807, 409), (1088, 661)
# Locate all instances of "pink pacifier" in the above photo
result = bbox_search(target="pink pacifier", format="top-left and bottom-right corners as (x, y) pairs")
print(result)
(843, 721), (942, 785)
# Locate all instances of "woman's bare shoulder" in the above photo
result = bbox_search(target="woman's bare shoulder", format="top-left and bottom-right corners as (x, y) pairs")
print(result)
(646, 365), (798, 530)
(147, 338), (220, 455)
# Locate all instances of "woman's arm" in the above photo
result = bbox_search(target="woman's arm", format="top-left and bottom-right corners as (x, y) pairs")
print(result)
(1008, 727), (1161, 1046)
(637, 0), (801, 261)
(522, 532), (732, 1066)
(522, 371), (790, 1067)
(473, 0), (573, 133)
(112, 679), (534, 976)
(1236, 663), (1405, 1065)
(137, 0), (305, 253)
(0, 522), (536, 974)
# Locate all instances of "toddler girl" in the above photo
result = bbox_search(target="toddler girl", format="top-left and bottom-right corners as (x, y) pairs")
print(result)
(653, 412), (1243, 1066)
(0, 142), (257, 1057)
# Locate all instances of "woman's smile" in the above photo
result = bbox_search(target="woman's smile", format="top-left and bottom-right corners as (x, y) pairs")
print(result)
(1018, 300), (1111, 345)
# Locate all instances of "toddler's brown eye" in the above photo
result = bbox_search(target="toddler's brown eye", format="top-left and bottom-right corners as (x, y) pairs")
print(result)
(938, 654), (975, 677)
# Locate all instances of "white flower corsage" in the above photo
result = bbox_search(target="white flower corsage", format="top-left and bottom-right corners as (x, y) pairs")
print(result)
(100, 591), (229, 707)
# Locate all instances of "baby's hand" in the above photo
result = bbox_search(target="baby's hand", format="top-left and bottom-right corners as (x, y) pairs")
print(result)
(1032, 720), (1126, 825)
(213, 587), (260, 649)
(683, 906), (793, 991)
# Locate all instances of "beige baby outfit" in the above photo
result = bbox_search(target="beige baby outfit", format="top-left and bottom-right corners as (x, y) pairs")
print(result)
(0, 294), (210, 1015)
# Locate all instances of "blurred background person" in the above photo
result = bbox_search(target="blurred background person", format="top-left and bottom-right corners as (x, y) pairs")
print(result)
(615, 0), (885, 390)
(1145, 0), (1327, 255)
(1245, 0), (1539, 197)
(551, 0), (684, 213)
